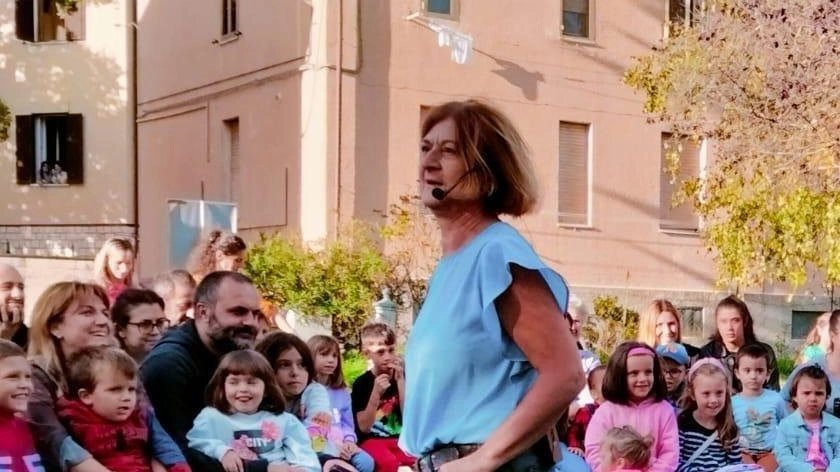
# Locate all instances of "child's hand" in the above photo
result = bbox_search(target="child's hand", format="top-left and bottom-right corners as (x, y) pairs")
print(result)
(567, 447), (584, 457)
(221, 450), (243, 472)
(339, 440), (359, 460)
(372, 373), (391, 398)
(390, 357), (405, 380)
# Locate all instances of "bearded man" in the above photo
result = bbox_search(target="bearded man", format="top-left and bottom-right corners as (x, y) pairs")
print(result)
(141, 271), (265, 471)
(0, 263), (27, 347)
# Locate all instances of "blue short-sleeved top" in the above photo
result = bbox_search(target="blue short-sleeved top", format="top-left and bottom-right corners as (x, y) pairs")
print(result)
(399, 222), (570, 456)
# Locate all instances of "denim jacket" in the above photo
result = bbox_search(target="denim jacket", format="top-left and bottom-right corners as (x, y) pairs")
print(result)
(775, 410), (840, 472)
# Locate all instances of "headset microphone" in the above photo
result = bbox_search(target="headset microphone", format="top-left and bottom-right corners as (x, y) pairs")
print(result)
(432, 169), (474, 201)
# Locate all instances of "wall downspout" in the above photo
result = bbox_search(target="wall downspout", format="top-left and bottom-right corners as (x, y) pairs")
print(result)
(130, 0), (140, 256)
(334, 0), (344, 236)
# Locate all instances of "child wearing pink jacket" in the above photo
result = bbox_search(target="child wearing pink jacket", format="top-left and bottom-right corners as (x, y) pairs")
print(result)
(584, 342), (679, 472)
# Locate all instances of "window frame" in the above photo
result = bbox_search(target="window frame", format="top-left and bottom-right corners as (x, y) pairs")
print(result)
(677, 306), (704, 339)
(561, 0), (595, 41)
(422, 0), (459, 21)
(14, 0), (85, 43)
(15, 113), (84, 186)
(791, 310), (824, 341)
(557, 120), (592, 228)
(222, 0), (239, 38)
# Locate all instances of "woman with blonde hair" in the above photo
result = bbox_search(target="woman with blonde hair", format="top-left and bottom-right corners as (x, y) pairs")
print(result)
(27, 281), (114, 471)
(637, 299), (700, 357)
(796, 312), (831, 364)
(93, 237), (136, 304)
(185, 229), (246, 283)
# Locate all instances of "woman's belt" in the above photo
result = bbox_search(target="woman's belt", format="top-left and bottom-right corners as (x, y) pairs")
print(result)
(416, 443), (482, 472)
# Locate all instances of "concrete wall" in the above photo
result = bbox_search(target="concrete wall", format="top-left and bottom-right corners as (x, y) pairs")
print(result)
(0, 256), (95, 323)
(0, 0), (134, 225)
(135, 0), (311, 276)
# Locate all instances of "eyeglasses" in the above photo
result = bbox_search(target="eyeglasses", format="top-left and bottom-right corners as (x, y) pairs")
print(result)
(127, 319), (170, 332)
(663, 368), (685, 377)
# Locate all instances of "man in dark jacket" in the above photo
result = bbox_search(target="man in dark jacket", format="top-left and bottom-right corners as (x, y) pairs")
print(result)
(0, 263), (27, 348)
(141, 271), (264, 471)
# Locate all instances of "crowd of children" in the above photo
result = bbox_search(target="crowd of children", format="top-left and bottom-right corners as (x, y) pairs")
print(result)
(557, 303), (840, 472)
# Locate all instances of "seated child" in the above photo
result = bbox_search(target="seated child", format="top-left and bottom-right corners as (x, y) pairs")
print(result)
(187, 349), (320, 472)
(599, 426), (653, 472)
(732, 344), (787, 472)
(309, 335), (375, 472)
(656, 342), (689, 410)
(351, 323), (415, 472)
(567, 365), (606, 456)
(775, 365), (840, 472)
(677, 359), (742, 472)
(57, 346), (189, 472)
(0, 339), (44, 470)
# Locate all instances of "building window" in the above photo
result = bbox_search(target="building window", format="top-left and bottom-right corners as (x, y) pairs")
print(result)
(224, 118), (240, 202)
(562, 0), (593, 39)
(15, 114), (84, 185)
(678, 306), (704, 338)
(660, 133), (701, 231)
(222, 0), (238, 37)
(424, 0), (458, 19)
(15, 0), (85, 42)
(558, 121), (590, 226)
(792, 310), (823, 340)
(669, 0), (703, 28)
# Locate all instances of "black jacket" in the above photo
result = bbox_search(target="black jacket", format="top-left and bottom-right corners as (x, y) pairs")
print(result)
(697, 339), (780, 392)
(140, 320), (268, 472)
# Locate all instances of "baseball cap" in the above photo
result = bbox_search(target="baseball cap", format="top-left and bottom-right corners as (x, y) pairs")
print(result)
(656, 342), (690, 366)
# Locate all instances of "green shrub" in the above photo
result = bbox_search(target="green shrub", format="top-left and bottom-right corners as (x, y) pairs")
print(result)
(582, 295), (640, 364)
(342, 349), (369, 387)
(245, 223), (390, 347)
(776, 355), (796, 379)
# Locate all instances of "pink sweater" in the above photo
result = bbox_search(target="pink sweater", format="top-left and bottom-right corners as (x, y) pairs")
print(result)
(584, 399), (678, 472)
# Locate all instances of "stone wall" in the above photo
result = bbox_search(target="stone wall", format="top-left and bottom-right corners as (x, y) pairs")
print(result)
(0, 225), (136, 259)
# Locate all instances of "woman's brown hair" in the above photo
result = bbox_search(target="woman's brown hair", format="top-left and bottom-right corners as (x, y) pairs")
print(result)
(307, 335), (345, 389)
(187, 230), (247, 283)
(637, 299), (682, 347)
(206, 349), (286, 414)
(678, 362), (739, 451)
(28, 282), (110, 395)
(421, 99), (539, 217)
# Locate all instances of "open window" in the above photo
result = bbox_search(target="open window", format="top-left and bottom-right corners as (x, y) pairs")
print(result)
(15, 0), (85, 42)
(15, 114), (84, 185)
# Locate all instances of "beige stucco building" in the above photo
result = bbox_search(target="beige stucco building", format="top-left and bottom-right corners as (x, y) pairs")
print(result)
(0, 0), (828, 344)
(0, 0), (135, 316)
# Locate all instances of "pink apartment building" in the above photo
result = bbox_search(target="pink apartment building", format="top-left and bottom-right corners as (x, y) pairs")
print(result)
(0, 0), (824, 343)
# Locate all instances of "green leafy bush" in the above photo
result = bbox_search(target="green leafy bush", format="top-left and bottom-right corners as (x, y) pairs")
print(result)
(582, 295), (640, 364)
(342, 349), (369, 387)
(245, 223), (389, 347)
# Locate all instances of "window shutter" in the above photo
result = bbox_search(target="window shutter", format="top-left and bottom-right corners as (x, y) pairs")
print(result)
(15, 0), (34, 42)
(15, 115), (35, 185)
(64, 1), (86, 41)
(65, 114), (84, 184)
(558, 121), (589, 225)
(659, 133), (700, 230)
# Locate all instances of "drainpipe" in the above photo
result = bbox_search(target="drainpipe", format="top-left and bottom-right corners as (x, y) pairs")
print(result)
(334, 0), (344, 236)
(130, 0), (140, 256)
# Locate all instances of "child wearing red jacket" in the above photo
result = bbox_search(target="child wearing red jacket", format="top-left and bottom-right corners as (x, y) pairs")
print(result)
(56, 346), (190, 472)
(0, 339), (43, 472)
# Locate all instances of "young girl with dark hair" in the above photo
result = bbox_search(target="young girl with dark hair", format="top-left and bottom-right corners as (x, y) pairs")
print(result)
(257, 332), (361, 472)
(584, 341), (678, 472)
(187, 349), (320, 472)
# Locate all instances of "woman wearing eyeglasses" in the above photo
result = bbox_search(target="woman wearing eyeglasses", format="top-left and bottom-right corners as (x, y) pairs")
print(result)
(112, 288), (170, 363)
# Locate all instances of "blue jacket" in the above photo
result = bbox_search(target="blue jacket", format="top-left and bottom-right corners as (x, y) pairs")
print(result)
(775, 410), (840, 472)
